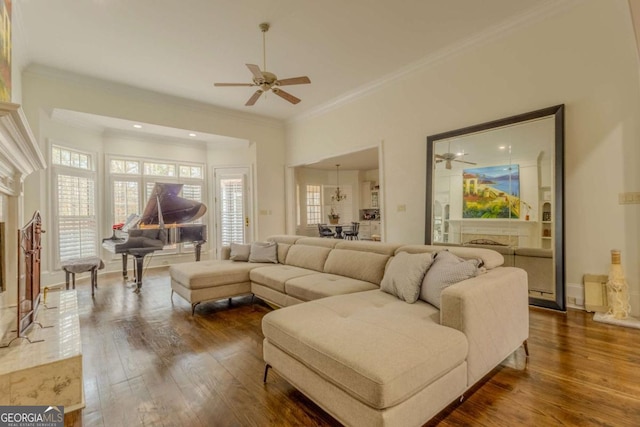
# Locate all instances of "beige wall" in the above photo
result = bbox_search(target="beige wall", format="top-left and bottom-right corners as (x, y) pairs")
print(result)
(286, 0), (640, 312)
(21, 68), (286, 284)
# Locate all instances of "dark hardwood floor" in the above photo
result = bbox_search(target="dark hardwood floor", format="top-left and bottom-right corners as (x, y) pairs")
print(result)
(64, 269), (640, 426)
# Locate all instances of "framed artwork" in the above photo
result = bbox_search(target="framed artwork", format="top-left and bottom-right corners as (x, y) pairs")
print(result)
(462, 164), (520, 218)
(0, 0), (11, 102)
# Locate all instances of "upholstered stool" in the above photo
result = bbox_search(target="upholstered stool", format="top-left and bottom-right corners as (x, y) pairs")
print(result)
(61, 256), (105, 296)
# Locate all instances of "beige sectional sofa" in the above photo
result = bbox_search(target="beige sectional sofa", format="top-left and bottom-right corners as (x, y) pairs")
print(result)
(170, 235), (529, 426)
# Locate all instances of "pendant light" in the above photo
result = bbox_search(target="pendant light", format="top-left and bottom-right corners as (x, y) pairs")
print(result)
(331, 164), (347, 202)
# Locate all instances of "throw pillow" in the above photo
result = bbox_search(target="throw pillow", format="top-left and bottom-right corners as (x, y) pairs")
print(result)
(380, 252), (433, 303)
(229, 243), (251, 262)
(420, 250), (482, 309)
(248, 241), (278, 263)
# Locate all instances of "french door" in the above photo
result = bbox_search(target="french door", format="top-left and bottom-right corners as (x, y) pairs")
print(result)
(214, 167), (252, 256)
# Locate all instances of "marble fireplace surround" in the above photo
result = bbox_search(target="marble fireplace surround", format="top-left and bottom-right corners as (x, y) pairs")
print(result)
(0, 103), (83, 412)
(0, 101), (46, 332)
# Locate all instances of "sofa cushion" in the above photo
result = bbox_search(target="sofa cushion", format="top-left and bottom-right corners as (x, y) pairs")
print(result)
(262, 290), (468, 409)
(230, 243), (251, 261)
(249, 241), (278, 263)
(334, 240), (401, 256)
(396, 245), (503, 270)
(268, 236), (303, 263)
(267, 235), (304, 245)
(250, 265), (317, 293)
(294, 237), (340, 248)
(421, 250), (482, 309)
(323, 249), (390, 285)
(169, 260), (267, 290)
(285, 273), (378, 301)
(380, 252), (433, 303)
(285, 245), (332, 272)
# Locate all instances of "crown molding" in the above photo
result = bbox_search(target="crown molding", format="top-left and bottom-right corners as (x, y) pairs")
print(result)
(289, 0), (582, 125)
(22, 64), (285, 130)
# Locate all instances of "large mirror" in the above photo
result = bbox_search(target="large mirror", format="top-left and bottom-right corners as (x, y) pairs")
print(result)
(425, 105), (565, 310)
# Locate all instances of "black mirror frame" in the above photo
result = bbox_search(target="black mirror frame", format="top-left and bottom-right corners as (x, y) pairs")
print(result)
(425, 104), (565, 311)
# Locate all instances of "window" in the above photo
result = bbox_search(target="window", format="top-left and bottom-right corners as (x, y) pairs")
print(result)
(219, 177), (245, 246)
(144, 161), (176, 177)
(306, 185), (321, 224)
(108, 155), (205, 254)
(52, 145), (97, 263)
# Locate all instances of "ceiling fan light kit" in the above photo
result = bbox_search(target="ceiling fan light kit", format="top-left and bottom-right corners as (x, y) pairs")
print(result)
(214, 22), (311, 106)
(435, 142), (477, 169)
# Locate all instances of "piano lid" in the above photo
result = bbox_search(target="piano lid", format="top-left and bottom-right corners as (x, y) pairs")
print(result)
(139, 183), (207, 225)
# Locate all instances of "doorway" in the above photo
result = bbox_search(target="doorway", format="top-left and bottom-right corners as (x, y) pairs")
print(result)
(290, 146), (383, 240)
(213, 167), (253, 257)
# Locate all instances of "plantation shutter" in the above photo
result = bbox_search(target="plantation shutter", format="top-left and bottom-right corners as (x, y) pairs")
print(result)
(220, 178), (244, 246)
(57, 174), (98, 261)
(112, 180), (139, 225)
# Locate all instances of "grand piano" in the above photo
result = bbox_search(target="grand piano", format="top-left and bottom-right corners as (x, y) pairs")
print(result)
(102, 183), (207, 290)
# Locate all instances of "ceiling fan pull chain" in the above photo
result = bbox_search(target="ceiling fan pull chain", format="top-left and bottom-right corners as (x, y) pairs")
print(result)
(263, 25), (267, 71)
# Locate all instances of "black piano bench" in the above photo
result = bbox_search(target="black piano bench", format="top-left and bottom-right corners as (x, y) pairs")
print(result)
(61, 256), (105, 297)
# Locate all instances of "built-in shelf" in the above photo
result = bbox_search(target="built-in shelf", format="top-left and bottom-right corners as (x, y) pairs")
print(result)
(540, 201), (552, 249)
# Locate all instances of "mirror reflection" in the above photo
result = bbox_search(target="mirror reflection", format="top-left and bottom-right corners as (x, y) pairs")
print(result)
(426, 105), (564, 310)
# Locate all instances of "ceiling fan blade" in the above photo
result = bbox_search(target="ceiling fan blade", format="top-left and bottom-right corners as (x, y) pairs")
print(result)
(454, 159), (477, 165)
(277, 76), (311, 86)
(272, 88), (301, 104)
(435, 154), (446, 160)
(246, 64), (264, 81)
(245, 90), (264, 106)
(214, 83), (254, 87)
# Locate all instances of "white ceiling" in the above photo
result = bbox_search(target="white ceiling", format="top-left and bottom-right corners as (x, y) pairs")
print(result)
(16, 0), (551, 123)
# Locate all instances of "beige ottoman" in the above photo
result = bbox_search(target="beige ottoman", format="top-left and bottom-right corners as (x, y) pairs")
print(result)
(169, 260), (269, 314)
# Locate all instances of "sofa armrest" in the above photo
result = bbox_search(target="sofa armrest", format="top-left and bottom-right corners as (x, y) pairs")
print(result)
(440, 266), (529, 386)
(220, 245), (231, 260)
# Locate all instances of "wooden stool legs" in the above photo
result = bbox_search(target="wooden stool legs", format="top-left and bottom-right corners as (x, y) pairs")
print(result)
(63, 267), (99, 296)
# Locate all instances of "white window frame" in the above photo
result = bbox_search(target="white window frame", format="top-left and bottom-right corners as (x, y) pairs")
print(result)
(50, 144), (98, 269)
(305, 184), (322, 225)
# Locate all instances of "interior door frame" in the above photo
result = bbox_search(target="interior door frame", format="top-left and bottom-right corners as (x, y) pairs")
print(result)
(212, 166), (254, 258)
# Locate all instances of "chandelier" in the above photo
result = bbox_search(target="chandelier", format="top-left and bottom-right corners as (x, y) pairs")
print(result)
(331, 164), (347, 202)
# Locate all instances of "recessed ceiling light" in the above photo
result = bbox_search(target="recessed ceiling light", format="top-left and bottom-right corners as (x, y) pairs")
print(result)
(133, 124), (142, 129)
(189, 133), (197, 137)
(499, 146), (506, 150)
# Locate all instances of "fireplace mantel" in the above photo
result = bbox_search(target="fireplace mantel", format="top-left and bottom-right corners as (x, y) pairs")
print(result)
(0, 102), (46, 196)
(0, 101), (45, 315)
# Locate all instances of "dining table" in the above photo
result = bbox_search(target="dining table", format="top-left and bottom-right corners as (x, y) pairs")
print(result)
(324, 223), (351, 239)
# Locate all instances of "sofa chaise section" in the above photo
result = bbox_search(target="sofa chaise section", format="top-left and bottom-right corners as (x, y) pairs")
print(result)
(263, 290), (469, 426)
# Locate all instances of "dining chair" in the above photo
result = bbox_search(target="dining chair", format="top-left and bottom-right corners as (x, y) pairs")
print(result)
(318, 223), (335, 238)
(343, 222), (360, 240)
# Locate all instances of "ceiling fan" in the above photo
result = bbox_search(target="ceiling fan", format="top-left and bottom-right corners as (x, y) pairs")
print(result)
(435, 143), (477, 170)
(214, 22), (311, 106)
